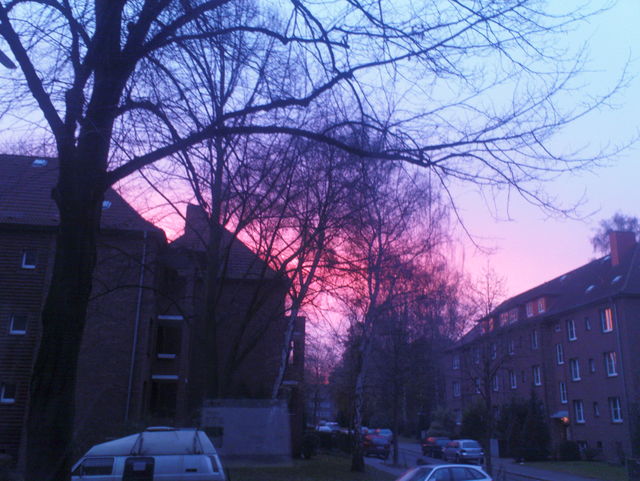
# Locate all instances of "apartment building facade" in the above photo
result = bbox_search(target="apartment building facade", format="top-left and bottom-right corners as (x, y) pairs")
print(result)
(0, 155), (304, 466)
(446, 231), (640, 463)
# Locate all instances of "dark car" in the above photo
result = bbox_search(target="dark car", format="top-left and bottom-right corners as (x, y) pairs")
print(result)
(363, 432), (391, 459)
(421, 436), (451, 458)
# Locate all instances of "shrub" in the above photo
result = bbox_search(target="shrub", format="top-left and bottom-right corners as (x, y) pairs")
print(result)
(301, 432), (320, 459)
(583, 447), (601, 461)
(558, 441), (581, 461)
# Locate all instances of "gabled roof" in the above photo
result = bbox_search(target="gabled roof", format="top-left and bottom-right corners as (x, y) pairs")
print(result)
(0, 154), (161, 234)
(170, 204), (280, 280)
(454, 241), (640, 347)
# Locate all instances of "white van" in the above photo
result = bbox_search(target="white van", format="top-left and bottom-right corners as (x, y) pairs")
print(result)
(71, 427), (226, 481)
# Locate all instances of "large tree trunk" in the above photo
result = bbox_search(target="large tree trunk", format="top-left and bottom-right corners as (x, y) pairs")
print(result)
(25, 167), (103, 481)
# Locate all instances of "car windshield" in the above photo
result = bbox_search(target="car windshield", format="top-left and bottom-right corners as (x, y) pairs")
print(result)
(462, 441), (481, 448)
(396, 467), (433, 481)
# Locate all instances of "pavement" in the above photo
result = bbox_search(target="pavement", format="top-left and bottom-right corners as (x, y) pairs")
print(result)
(364, 442), (612, 481)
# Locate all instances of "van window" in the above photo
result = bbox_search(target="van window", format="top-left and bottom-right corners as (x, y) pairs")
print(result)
(124, 457), (154, 481)
(73, 457), (114, 476)
(208, 456), (220, 473)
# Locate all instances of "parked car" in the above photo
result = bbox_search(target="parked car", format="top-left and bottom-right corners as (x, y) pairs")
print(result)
(362, 432), (391, 459)
(442, 439), (485, 465)
(395, 464), (492, 481)
(421, 436), (451, 458)
(375, 428), (394, 441)
(71, 427), (226, 481)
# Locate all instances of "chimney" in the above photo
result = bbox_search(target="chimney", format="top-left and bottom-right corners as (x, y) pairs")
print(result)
(609, 231), (636, 266)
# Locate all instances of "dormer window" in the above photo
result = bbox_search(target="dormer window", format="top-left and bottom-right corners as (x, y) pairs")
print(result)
(526, 302), (534, 318)
(499, 312), (508, 325)
(31, 158), (48, 167)
(585, 284), (596, 294)
(508, 309), (517, 324)
(537, 298), (546, 313)
(102, 200), (112, 210)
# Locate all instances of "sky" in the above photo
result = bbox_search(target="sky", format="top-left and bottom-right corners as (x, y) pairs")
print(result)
(454, 0), (640, 298)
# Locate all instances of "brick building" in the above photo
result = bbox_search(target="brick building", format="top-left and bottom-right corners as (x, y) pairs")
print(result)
(446, 232), (640, 463)
(0, 155), (304, 466)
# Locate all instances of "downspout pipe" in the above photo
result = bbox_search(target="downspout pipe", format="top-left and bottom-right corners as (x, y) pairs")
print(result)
(125, 230), (148, 422)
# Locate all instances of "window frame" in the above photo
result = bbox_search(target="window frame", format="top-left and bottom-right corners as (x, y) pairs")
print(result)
(510, 371), (517, 390)
(0, 383), (16, 404)
(559, 382), (568, 404)
(21, 249), (37, 269)
(533, 365), (542, 386)
(600, 308), (614, 333)
(526, 302), (534, 318)
(531, 329), (539, 349)
(605, 352), (618, 377)
(556, 343), (564, 364)
(9, 314), (27, 335)
(573, 399), (585, 424)
(570, 359), (581, 381)
(452, 354), (460, 370)
(453, 381), (461, 398)
(567, 319), (577, 341)
(609, 397), (623, 423)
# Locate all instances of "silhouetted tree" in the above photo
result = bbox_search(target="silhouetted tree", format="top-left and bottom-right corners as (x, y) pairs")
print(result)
(591, 212), (640, 254)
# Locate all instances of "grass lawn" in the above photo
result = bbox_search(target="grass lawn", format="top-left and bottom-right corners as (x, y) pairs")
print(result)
(228, 454), (397, 481)
(525, 460), (627, 481)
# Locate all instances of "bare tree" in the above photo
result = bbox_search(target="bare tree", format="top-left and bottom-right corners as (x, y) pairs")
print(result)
(591, 212), (640, 254)
(0, 1), (625, 479)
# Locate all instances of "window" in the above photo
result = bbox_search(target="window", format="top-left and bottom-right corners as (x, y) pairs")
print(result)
(556, 344), (564, 365)
(155, 321), (181, 358)
(570, 359), (581, 381)
(452, 355), (460, 370)
(567, 319), (577, 341)
(510, 371), (517, 389)
(0, 383), (16, 404)
(9, 314), (27, 334)
(492, 375), (499, 392)
(520, 370), (526, 383)
(149, 380), (177, 418)
(508, 338), (515, 355)
(526, 302), (534, 317)
(600, 308), (614, 332)
(453, 381), (461, 398)
(72, 458), (114, 476)
(605, 352), (618, 377)
(500, 312), (509, 325)
(559, 382), (568, 404)
(609, 397), (623, 423)
(508, 309), (518, 323)
(533, 365), (542, 386)
(473, 347), (480, 365)
(574, 400), (585, 423)
(589, 358), (596, 373)
(584, 316), (592, 331)
(474, 378), (481, 394)
(531, 329), (539, 349)
(593, 402), (600, 417)
(554, 323), (561, 332)
(21, 249), (37, 269)
(537, 298), (546, 313)
(491, 343), (497, 360)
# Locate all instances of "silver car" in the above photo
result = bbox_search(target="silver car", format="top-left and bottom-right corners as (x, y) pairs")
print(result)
(442, 439), (485, 464)
(395, 464), (492, 481)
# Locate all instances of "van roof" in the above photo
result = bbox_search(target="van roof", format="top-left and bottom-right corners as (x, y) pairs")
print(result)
(85, 429), (217, 456)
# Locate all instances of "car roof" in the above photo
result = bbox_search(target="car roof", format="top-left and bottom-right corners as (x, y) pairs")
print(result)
(84, 428), (217, 456)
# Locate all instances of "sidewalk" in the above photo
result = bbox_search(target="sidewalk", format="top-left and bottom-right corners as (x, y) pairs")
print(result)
(491, 457), (610, 481)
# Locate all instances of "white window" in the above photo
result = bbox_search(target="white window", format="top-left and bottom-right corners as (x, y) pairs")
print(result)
(593, 402), (600, 417)
(9, 314), (27, 335)
(510, 371), (517, 389)
(452, 355), (460, 370)
(584, 317), (592, 331)
(500, 312), (509, 325)
(21, 249), (37, 269)
(609, 397), (623, 423)
(570, 359), (581, 381)
(605, 352), (618, 377)
(0, 383), (16, 404)
(589, 358), (596, 373)
(531, 329), (539, 349)
(600, 308), (614, 333)
(491, 343), (497, 360)
(492, 375), (500, 392)
(574, 400), (585, 423)
(556, 343), (564, 364)
(508, 339), (515, 355)
(567, 319), (577, 341)
(474, 378), (481, 394)
(526, 302), (534, 317)
(559, 382), (568, 404)
(533, 365), (542, 386)
(537, 298), (546, 313)
(453, 381), (461, 398)
(508, 309), (518, 323)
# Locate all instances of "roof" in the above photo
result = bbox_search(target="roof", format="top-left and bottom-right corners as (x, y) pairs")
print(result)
(170, 204), (280, 280)
(0, 154), (162, 234)
(454, 241), (640, 347)
(84, 428), (217, 456)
